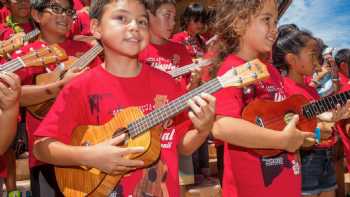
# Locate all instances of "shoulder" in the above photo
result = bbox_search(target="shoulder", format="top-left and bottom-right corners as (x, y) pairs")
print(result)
(217, 54), (245, 76)
(167, 40), (187, 51)
(171, 32), (187, 42)
(64, 65), (104, 91)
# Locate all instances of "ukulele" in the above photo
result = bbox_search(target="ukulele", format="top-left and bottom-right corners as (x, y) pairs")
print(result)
(0, 29), (40, 56)
(54, 59), (270, 197)
(27, 43), (103, 119)
(242, 90), (350, 157)
(167, 58), (212, 78)
(0, 43), (67, 73)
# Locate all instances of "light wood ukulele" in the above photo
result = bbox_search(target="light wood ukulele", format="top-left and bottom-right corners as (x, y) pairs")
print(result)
(27, 43), (103, 119)
(0, 43), (67, 73)
(0, 29), (40, 57)
(54, 59), (270, 197)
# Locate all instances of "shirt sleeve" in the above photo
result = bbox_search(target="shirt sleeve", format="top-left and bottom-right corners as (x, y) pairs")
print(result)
(34, 82), (87, 144)
(213, 64), (244, 118)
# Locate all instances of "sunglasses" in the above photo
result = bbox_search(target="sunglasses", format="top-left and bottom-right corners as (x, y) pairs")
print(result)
(44, 3), (76, 18)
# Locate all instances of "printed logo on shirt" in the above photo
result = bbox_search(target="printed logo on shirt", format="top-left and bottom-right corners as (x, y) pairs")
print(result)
(260, 153), (293, 187)
(146, 57), (179, 72)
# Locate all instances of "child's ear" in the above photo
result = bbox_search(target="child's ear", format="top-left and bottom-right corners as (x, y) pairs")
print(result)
(285, 53), (297, 67)
(90, 19), (102, 39)
(31, 9), (41, 24)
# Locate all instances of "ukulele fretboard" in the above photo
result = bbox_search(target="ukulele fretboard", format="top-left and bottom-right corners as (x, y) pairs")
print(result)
(302, 91), (350, 118)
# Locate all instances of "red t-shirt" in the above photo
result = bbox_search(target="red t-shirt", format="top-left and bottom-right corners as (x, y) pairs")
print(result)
(69, 11), (91, 37)
(139, 41), (193, 89)
(34, 64), (192, 196)
(172, 31), (206, 59)
(12, 39), (100, 168)
(73, 0), (84, 11)
(213, 54), (301, 197)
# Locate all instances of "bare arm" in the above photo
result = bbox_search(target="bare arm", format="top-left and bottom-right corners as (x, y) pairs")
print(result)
(0, 72), (21, 155)
(34, 135), (145, 175)
(20, 67), (88, 106)
(212, 115), (314, 152)
(0, 107), (18, 155)
(20, 80), (65, 106)
(178, 128), (209, 156)
(178, 93), (215, 155)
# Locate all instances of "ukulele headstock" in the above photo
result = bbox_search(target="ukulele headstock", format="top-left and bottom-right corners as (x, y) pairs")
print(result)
(20, 44), (68, 67)
(218, 59), (270, 88)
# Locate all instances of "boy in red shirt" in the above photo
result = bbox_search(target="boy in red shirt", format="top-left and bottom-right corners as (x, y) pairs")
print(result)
(11, 0), (100, 196)
(139, 0), (204, 190)
(33, 0), (216, 196)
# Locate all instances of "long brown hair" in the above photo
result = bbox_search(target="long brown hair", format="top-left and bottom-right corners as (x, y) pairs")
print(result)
(211, 0), (265, 77)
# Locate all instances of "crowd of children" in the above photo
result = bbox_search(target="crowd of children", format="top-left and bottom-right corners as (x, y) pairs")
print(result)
(0, 0), (350, 197)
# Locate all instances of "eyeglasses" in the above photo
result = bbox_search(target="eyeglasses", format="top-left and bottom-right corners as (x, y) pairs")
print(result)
(44, 4), (76, 18)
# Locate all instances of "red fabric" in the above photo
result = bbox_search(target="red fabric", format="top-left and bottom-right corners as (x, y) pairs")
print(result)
(34, 64), (192, 196)
(0, 22), (35, 41)
(283, 77), (320, 100)
(0, 156), (7, 178)
(338, 72), (349, 87)
(0, 7), (9, 24)
(335, 84), (350, 171)
(73, 0), (84, 11)
(171, 31), (206, 58)
(213, 54), (301, 197)
(12, 39), (101, 168)
(69, 11), (91, 37)
(139, 41), (193, 89)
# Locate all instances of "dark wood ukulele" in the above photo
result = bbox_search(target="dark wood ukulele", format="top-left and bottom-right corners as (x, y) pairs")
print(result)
(243, 91), (350, 157)
(54, 59), (270, 197)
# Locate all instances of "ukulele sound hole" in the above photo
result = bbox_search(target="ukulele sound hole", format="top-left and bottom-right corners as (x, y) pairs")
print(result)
(112, 128), (129, 145)
(81, 141), (92, 146)
(284, 112), (296, 125)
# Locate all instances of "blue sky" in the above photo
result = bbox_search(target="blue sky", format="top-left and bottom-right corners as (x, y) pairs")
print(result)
(280, 0), (350, 51)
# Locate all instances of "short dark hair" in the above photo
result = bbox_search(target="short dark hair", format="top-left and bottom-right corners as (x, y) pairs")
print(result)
(90, 0), (145, 20)
(335, 49), (350, 66)
(180, 2), (206, 30)
(144, 0), (175, 15)
(30, 0), (74, 11)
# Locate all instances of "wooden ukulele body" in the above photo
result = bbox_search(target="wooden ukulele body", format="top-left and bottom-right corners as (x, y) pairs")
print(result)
(27, 57), (78, 119)
(54, 107), (162, 197)
(242, 94), (317, 157)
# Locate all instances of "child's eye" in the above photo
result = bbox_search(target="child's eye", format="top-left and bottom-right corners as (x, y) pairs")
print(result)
(138, 19), (148, 27)
(114, 15), (128, 24)
(163, 13), (171, 18)
(263, 17), (270, 23)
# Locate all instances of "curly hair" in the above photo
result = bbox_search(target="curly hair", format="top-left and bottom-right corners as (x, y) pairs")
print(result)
(211, 0), (265, 77)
